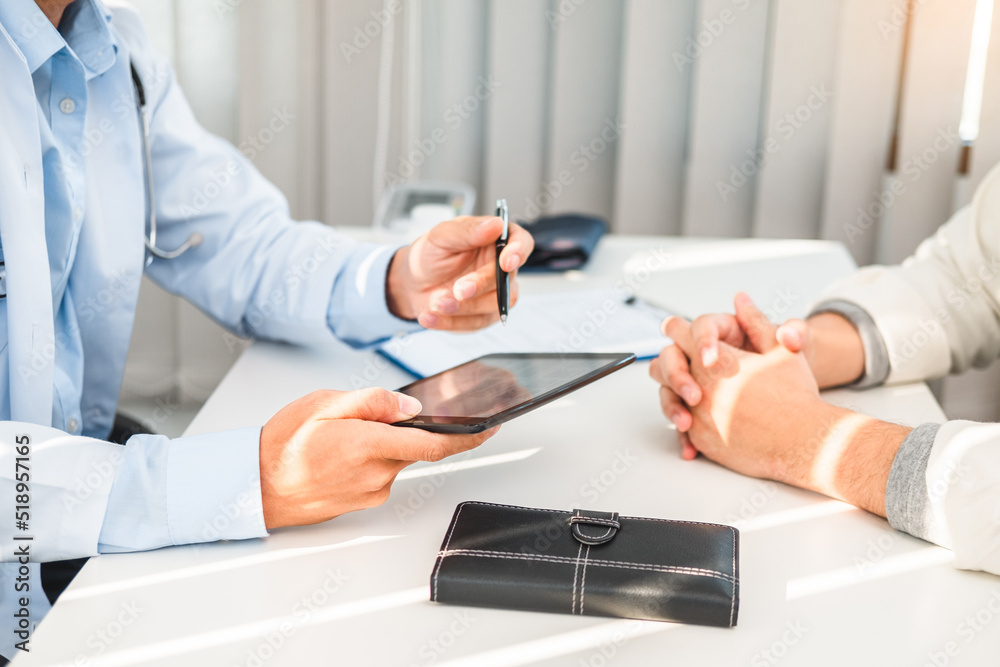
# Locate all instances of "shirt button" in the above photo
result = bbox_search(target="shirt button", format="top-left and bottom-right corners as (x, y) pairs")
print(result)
(66, 418), (79, 433)
(59, 97), (76, 114)
(74, 206), (84, 221)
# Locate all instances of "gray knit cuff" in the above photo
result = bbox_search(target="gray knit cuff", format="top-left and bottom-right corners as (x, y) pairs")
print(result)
(885, 423), (941, 542)
(809, 299), (890, 389)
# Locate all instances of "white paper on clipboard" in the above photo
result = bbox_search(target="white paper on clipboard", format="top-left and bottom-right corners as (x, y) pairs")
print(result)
(377, 288), (671, 378)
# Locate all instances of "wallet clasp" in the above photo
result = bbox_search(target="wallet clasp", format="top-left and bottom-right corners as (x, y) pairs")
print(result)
(570, 510), (621, 545)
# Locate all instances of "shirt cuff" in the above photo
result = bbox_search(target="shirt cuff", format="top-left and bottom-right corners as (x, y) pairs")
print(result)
(812, 267), (951, 384)
(166, 427), (268, 545)
(327, 242), (423, 346)
(98, 427), (268, 552)
(810, 299), (891, 388)
(885, 422), (944, 545)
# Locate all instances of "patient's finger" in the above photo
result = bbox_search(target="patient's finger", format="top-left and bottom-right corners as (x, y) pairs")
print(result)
(776, 318), (809, 353)
(733, 293), (778, 353)
(661, 316), (696, 358)
(691, 314), (747, 368)
(658, 344), (702, 406)
(678, 430), (699, 461)
(659, 386), (692, 432)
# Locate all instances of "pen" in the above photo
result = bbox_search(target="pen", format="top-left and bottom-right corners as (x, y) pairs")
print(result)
(495, 198), (510, 326)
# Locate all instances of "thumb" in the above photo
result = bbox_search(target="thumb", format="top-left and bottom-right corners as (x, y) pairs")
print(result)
(776, 318), (809, 353)
(733, 292), (778, 352)
(317, 387), (422, 424)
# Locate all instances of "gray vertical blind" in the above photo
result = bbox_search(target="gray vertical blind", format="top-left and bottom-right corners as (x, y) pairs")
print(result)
(121, 0), (1000, 411)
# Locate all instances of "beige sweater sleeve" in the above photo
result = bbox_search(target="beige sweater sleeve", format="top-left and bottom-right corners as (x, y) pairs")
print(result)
(816, 164), (1000, 385)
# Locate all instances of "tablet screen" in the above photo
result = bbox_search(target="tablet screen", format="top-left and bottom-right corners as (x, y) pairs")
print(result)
(397, 353), (633, 426)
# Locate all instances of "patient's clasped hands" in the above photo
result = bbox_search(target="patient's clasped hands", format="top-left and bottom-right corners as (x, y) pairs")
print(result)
(650, 293), (911, 517)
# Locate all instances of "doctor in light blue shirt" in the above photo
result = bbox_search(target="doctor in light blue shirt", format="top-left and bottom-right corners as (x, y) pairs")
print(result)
(0, 0), (532, 658)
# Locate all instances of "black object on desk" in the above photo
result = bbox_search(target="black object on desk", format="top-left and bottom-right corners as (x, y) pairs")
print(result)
(521, 213), (607, 272)
(430, 501), (740, 627)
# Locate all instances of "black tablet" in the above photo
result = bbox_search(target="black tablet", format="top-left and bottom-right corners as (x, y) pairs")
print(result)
(392, 352), (635, 433)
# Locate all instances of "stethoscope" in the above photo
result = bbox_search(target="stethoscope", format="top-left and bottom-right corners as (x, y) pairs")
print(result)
(130, 62), (202, 265)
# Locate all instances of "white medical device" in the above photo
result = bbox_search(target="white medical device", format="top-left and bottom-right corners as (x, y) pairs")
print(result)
(372, 181), (476, 241)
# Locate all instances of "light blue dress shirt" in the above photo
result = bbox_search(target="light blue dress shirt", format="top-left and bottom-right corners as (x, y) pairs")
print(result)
(0, 0), (418, 656)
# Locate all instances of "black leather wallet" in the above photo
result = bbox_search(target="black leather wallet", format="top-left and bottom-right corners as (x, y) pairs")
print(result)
(430, 501), (740, 627)
(521, 214), (607, 272)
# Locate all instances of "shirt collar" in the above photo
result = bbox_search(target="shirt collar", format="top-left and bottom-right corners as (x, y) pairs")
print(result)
(0, 0), (116, 77)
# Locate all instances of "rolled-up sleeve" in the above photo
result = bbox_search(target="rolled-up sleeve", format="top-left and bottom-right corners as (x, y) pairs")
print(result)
(885, 420), (1000, 576)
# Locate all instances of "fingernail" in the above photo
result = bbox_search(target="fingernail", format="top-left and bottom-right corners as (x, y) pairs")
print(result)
(505, 254), (521, 271)
(682, 386), (700, 404)
(701, 347), (717, 367)
(454, 280), (477, 300)
(780, 326), (801, 347)
(396, 393), (422, 415)
(433, 295), (460, 314)
(479, 218), (495, 230)
(660, 317), (674, 336)
(418, 312), (439, 328)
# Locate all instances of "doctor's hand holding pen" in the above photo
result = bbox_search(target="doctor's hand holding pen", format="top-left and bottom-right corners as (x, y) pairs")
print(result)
(385, 215), (533, 331)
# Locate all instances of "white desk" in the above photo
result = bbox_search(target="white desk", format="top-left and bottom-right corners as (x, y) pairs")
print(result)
(18, 236), (1000, 667)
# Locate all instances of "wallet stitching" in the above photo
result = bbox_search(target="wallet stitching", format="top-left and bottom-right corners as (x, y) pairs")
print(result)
(432, 502), (468, 601)
(438, 549), (736, 583)
(572, 524), (616, 543)
(571, 511), (583, 615)
(569, 516), (620, 528)
(580, 544), (591, 614)
(461, 501), (734, 534)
